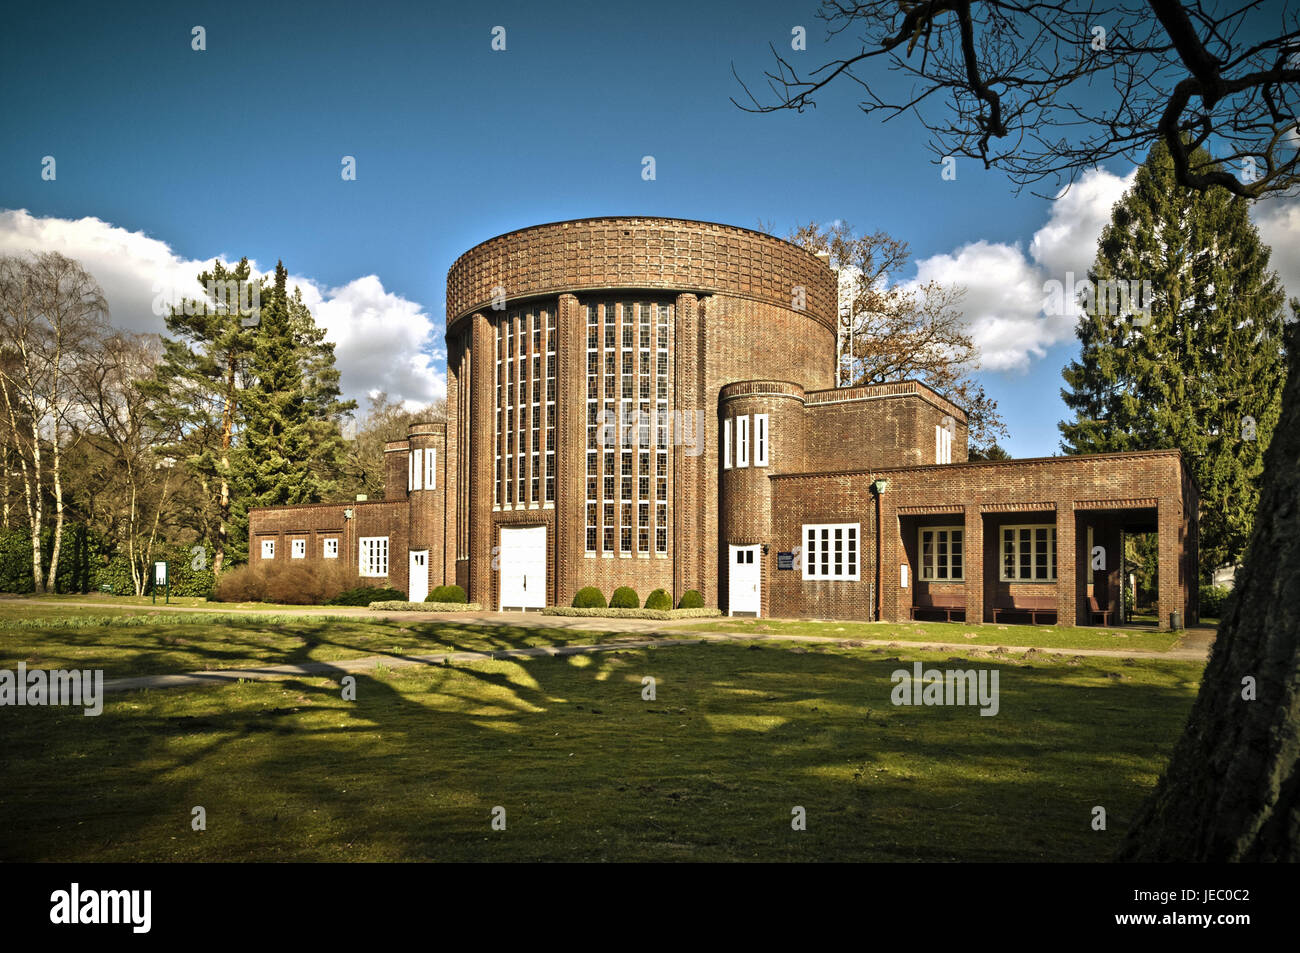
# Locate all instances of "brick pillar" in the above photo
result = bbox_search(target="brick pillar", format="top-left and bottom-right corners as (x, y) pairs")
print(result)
(1055, 504), (1078, 626)
(964, 505), (984, 624)
(673, 293), (702, 605)
(468, 312), (495, 608)
(879, 494), (900, 621)
(1156, 499), (1180, 631)
(555, 294), (584, 606)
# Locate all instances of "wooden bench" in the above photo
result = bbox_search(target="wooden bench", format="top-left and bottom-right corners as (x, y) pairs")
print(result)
(992, 596), (1057, 625)
(1088, 594), (1113, 626)
(910, 592), (967, 622)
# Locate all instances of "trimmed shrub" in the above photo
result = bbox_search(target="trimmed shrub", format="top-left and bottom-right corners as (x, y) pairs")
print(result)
(572, 586), (606, 608)
(212, 561), (372, 605)
(609, 586), (639, 609)
(428, 584), (468, 603)
(644, 588), (672, 610)
(678, 589), (704, 609)
(326, 585), (405, 606)
(1200, 584), (1231, 618)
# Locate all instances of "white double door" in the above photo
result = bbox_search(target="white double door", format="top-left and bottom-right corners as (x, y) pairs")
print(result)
(499, 525), (547, 610)
(729, 544), (761, 617)
(408, 550), (429, 603)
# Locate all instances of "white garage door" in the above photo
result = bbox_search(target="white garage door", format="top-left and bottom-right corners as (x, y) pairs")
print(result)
(499, 526), (547, 610)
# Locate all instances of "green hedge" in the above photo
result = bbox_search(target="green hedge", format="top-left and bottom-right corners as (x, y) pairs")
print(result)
(370, 601), (484, 612)
(428, 584), (468, 604)
(541, 607), (722, 620)
(644, 588), (672, 610)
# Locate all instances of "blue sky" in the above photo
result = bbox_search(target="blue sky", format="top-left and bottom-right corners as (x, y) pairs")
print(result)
(3, 0), (1297, 456)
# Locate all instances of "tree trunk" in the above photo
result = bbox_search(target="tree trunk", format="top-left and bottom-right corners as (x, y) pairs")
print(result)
(28, 418), (43, 593)
(1118, 324), (1300, 861)
(45, 416), (63, 592)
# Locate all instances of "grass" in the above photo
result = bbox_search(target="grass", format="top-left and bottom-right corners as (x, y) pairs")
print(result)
(0, 638), (1203, 862)
(0, 615), (648, 677)
(668, 617), (1183, 653)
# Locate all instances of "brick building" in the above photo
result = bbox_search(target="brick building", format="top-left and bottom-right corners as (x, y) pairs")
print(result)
(250, 217), (1198, 628)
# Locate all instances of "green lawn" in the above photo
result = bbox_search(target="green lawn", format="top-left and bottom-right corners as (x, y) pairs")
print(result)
(671, 617), (1183, 652)
(0, 614), (643, 677)
(0, 635), (1203, 862)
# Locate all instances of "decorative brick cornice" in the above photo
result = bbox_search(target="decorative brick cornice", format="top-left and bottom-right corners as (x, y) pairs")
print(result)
(446, 217), (837, 333)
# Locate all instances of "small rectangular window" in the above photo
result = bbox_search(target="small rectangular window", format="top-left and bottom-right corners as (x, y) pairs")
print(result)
(359, 537), (389, 577)
(918, 527), (963, 581)
(801, 523), (859, 581)
(291, 539), (306, 559)
(261, 539), (275, 560)
(1000, 525), (1056, 581)
(323, 538), (339, 559)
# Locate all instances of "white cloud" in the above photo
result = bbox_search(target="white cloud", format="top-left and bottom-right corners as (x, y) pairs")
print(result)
(907, 166), (1300, 374)
(0, 209), (445, 410)
(906, 168), (1134, 372)
(1253, 197), (1300, 307)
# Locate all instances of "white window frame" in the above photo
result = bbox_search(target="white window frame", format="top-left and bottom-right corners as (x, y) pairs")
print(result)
(755, 413), (769, 467)
(801, 522), (860, 581)
(409, 448), (423, 492)
(359, 536), (389, 578)
(1000, 524), (1057, 582)
(935, 424), (953, 464)
(723, 417), (732, 469)
(261, 539), (275, 560)
(323, 538), (339, 559)
(736, 414), (749, 467)
(424, 446), (437, 489)
(291, 539), (306, 559)
(918, 526), (964, 581)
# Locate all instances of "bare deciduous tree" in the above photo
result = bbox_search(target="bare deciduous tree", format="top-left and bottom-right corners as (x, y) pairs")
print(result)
(0, 253), (108, 591)
(735, 1), (1300, 198)
(789, 220), (1009, 452)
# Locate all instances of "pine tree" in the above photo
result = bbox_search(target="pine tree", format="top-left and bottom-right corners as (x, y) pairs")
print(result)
(228, 262), (318, 560)
(1059, 138), (1287, 580)
(149, 257), (259, 576)
(287, 286), (356, 496)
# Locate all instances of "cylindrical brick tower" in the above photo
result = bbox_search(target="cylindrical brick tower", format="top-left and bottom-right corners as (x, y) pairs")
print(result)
(443, 217), (837, 610)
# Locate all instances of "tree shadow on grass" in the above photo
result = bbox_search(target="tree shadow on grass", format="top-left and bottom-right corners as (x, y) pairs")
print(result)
(0, 641), (1202, 862)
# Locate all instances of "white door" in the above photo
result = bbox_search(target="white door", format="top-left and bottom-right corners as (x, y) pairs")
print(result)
(729, 544), (761, 617)
(499, 525), (547, 610)
(408, 550), (429, 603)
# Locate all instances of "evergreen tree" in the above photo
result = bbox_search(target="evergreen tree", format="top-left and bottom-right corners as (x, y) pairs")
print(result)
(287, 286), (356, 496)
(229, 262), (318, 560)
(149, 257), (259, 576)
(1059, 139), (1288, 580)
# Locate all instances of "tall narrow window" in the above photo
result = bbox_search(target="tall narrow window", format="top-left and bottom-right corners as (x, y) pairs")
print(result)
(723, 417), (732, 469)
(736, 415), (749, 467)
(424, 447), (437, 489)
(754, 414), (769, 467)
(409, 448), (423, 491)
